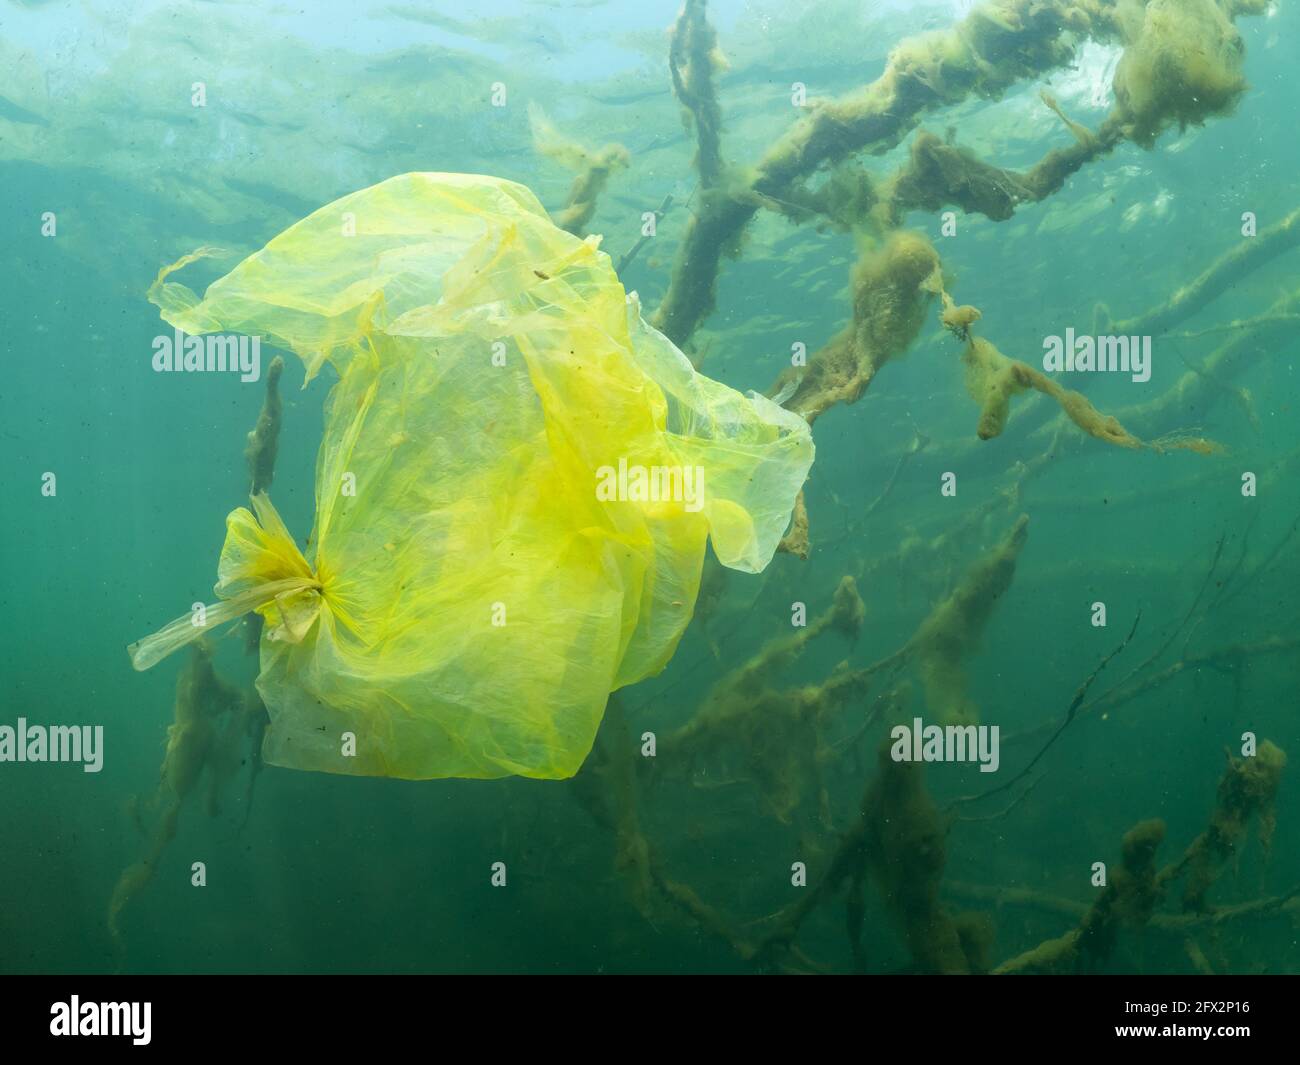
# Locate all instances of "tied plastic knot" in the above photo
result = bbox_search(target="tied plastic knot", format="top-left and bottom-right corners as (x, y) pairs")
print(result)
(128, 493), (322, 670)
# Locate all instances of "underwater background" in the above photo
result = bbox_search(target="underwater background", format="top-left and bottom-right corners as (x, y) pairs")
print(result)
(1, 0), (1297, 974)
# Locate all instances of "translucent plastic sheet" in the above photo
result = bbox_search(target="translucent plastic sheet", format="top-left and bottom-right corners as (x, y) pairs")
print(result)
(130, 172), (813, 780)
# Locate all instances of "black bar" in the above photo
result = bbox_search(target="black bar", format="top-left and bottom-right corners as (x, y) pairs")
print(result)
(1, 974), (1294, 1052)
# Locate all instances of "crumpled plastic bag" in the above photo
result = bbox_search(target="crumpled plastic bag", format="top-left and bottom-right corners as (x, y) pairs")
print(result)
(129, 172), (813, 780)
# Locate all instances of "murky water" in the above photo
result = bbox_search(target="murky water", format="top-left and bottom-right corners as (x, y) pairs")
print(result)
(2, 0), (1297, 975)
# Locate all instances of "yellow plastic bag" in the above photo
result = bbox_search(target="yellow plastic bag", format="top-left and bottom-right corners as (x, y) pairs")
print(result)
(129, 172), (813, 780)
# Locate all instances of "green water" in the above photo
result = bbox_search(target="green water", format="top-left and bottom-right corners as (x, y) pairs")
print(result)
(1, 0), (1297, 975)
